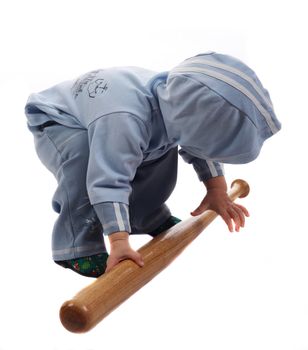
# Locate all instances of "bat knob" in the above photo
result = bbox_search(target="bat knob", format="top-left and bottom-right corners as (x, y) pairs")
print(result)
(231, 179), (250, 198)
(60, 300), (90, 333)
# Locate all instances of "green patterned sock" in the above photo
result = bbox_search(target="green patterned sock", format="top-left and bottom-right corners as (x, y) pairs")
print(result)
(148, 215), (182, 237)
(56, 252), (109, 278)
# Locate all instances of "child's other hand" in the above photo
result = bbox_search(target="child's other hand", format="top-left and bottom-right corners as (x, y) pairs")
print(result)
(106, 232), (144, 273)
(190, 188), (249, 232)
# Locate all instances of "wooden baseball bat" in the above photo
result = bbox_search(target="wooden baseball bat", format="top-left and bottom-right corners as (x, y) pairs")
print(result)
(60, 179), (249, 333)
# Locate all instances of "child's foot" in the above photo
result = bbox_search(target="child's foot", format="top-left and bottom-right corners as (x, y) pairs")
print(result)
(147, 216), (182, 237)
(56, 252), (109, 278)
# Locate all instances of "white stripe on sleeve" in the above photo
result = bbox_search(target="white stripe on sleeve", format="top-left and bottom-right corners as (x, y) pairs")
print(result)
(113, 202), (125, 231)
(206, 160), (218, 177)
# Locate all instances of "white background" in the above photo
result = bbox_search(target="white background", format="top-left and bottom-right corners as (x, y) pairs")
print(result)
(0, 0), (307, 349)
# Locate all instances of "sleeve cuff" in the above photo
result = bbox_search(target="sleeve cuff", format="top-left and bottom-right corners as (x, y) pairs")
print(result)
(178, 148), (224, 181)
(93, 202), (131, 236)
(192, 158), (225, 181)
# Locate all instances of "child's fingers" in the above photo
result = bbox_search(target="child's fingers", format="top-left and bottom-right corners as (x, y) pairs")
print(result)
(227, 206), (245, 232)
(105, 256), (118, 273)
(190, 204), (206, 216)
(220, 210), (234, 232)
(192, 200), (249, 233)
(234, 206), (246, 228)
(191, 199), (210, 216)
(234, 203), (250, 217)
(106, 251), (144, 273)
(126, 250), (144, 268)
(227, 207), (241, 231)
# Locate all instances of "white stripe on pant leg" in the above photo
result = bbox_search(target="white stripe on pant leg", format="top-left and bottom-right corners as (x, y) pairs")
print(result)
(113, 202), (125, 231)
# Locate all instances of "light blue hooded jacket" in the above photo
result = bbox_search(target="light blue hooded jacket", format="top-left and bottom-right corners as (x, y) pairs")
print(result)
(25, 52), (281, 235)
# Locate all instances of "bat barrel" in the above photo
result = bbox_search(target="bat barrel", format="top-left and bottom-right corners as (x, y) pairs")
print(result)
(60, 179), (249, 333)
(60, 301), (90, 333)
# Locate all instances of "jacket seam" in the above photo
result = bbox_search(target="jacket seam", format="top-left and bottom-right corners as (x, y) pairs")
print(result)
(87, 111), (151, 139)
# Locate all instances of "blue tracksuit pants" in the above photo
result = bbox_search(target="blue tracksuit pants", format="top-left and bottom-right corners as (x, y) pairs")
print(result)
(28, 122), (178, 261)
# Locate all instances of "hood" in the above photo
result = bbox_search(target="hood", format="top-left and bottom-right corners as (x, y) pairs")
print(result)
(156, 52), (281, 164)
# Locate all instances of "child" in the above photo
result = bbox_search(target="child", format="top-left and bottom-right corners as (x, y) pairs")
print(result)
(25, 52), (281, 277)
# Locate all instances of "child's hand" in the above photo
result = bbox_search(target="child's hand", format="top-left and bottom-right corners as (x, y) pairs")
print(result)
(191, 188), (249, 232)
(106, 232), (144, 273)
